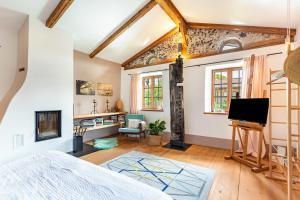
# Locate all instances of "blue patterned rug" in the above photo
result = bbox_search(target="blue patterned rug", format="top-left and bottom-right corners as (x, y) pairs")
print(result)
(100, 151), (215, 200)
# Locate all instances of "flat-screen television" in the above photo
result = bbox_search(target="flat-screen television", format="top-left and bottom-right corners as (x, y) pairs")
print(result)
(228, 98), (269, 125)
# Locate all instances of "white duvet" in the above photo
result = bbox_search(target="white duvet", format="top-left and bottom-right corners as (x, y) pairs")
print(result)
(0, 151), (172, 200)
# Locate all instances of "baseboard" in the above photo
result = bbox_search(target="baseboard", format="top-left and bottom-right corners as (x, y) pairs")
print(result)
(185, 134), (238, 150)
(161, 132), (237, 150)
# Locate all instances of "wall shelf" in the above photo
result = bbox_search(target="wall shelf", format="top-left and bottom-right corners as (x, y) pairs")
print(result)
(74, 112), (126, 120)
(82, 123), (121, 132)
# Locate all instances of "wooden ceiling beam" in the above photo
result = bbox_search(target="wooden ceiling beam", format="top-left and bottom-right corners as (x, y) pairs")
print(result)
(155, 0), (185, 25)
(89, 0), (157, 58)
(46, 0), (74, 28)
(188, 22), (297, 36)
(155, 0), (188, 54)
(122, 27), (178, 67)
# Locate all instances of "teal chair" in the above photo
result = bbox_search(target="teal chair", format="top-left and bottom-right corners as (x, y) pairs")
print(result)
(118, 114), (145, 142)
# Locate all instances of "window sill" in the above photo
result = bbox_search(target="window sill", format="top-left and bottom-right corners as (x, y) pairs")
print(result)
(141, 109), (164, 112)
(203, 112), (228, 115)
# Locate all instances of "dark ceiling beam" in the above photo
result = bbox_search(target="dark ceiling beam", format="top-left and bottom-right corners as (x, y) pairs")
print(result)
(188, 22), (297, 36)
(122, 27), (178, 67)
(155, 0), (188, 54)
(46, 0), (74, 28)
(89, 0), (157, 58)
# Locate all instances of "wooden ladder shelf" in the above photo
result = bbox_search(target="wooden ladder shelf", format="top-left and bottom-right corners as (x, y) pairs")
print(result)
(265, 69), (300, 199)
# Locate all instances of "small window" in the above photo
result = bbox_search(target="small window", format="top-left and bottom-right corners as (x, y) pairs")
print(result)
(211, 67), (243, 112)
(142, 75), (163, 111)
(220, 39), (242, 52)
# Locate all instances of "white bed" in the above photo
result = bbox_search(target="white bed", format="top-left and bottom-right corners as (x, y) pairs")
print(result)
(0, 151), (172, 200)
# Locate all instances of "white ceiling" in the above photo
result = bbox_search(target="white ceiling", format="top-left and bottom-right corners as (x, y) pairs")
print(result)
(97, 5), (175, 63)
(0, 0), (299, 64)
(173, 0), (300, 28)
(57, 0), (151, 55)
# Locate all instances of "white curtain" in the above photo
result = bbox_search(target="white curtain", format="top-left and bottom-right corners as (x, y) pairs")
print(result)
(130, 74), (142, 114)
(241, 55), (269, 157)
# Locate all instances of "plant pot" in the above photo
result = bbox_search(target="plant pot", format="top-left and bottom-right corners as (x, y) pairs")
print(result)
(147, 135), (162, 146)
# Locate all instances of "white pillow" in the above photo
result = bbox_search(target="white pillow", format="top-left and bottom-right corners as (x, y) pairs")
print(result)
(128, 119), (141, 129)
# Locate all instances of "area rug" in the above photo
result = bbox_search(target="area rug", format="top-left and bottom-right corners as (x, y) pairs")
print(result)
(100, 151), (215, 200)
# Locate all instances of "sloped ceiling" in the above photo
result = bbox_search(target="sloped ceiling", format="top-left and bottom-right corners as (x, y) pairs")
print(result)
(96, 5), (176, 63)
(0, 0), (300, 64)
(173, 0), (300, 28)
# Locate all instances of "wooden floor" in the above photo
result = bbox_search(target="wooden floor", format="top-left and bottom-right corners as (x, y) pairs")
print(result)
(81, 137), (299, 200)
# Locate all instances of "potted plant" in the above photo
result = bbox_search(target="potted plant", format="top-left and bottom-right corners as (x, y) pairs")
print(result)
(147, 120), (166, 146)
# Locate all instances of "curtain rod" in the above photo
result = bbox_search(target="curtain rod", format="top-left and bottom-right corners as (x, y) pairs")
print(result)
(127, 52), (283, 75)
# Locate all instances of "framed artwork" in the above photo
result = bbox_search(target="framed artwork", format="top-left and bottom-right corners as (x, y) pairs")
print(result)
(76, 80), (96, 95)
(97, 83), (113, 96)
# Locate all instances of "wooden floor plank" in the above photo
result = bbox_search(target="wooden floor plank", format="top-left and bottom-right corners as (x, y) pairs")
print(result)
(80, 136), (299, 200)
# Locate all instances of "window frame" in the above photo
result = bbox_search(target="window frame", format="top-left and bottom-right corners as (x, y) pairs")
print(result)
(142, 75), (163, 111)
(211, 67), (243, 113)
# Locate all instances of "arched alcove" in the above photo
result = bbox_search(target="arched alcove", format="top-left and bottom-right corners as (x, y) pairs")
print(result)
(220, 38), (243, 52)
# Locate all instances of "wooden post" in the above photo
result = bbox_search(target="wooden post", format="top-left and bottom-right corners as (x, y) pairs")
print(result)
(231, 126), (236, 156)
(257, 130), (263, 167)
(268, 69), (273, 177)
(287, 78), (293, 200)
(298, 84), (300, 160)
(286, 40), (293, 200)
(243, 130), (249, 160)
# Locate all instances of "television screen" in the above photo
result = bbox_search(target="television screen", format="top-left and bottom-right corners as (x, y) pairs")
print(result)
(228, 98), (269, 125)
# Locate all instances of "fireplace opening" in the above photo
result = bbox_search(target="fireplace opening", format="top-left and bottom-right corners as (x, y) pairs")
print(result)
(35, 110), (61, 142)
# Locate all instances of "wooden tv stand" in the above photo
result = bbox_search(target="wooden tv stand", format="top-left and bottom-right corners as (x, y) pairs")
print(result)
(225, 120), (270, 173)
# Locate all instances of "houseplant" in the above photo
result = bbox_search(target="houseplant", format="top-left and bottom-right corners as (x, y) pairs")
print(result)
(147, 120), (166, 146)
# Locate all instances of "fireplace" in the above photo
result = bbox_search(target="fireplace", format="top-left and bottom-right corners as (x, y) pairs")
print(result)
(35, 110), (61, 142)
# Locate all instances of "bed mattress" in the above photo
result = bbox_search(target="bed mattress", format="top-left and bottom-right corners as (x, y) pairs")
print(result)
(0, 151), (172, 200)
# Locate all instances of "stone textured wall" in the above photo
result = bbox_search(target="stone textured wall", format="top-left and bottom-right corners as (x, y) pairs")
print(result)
(125, 28), (285, 69)
(187, 28), (283, 55)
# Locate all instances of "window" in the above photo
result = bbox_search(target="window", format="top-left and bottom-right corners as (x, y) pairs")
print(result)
(211, 67), (243, 112)
(220, 39), (243, 52)
(142, 75), (163, 111)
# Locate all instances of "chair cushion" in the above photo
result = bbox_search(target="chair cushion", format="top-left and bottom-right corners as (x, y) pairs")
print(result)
(118, 128), (141, 133)
(125, 114), (144, 126)
(128, 119), (140, 128)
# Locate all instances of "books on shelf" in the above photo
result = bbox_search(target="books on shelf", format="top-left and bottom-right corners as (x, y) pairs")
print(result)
(103, 120), (114, 125)
(95, 118), (104, 126)
(118, 115), (125, 123)
(111, 115), (118, 123)
(80, 119), (95, 127)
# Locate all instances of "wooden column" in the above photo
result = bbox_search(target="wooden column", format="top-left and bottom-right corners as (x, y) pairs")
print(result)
(169, 56), (185, 147)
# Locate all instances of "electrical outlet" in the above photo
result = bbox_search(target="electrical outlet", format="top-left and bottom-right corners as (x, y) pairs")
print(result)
(13, 134), (24, 149)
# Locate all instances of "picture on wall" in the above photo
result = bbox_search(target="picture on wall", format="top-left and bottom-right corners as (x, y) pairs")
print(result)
(76, 80), (96, 95)
(97, 83), (113, 96)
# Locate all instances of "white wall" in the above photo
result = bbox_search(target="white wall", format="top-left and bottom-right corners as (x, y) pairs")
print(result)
(73, 51), (121, 141)
(74, 51), (121, 115)
(0, 28), (18, 100)
(121, 68), (171, 131)
(0, 7), (26, 102)
(296, 25), (300, 42)
(0, 16), (74, 163)
(121, 43), (299, 141)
